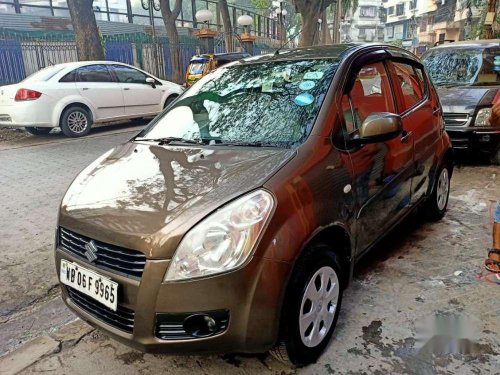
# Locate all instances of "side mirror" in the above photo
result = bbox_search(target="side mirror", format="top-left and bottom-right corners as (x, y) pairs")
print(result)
(352, 112), (403, 146)
(146, 77), (156, 88)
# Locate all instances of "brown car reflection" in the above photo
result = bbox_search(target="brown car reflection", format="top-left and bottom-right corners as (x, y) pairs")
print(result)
(55, 44), (453, 366)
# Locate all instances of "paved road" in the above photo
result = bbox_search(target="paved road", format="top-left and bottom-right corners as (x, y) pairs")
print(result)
(0, 128), (499, 374)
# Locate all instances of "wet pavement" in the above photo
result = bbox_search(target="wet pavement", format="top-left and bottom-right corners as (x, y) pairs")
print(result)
(0, 126), (499, 374)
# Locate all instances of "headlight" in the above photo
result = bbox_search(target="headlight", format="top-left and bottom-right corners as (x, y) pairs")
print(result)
(474, 108), (492, 127)
(164, 189), (274, 282)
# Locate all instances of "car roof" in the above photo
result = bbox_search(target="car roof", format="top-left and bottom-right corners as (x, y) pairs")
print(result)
(190, 52), (251, 61)
(44, 61), (135, 70)
(234, 43), (418, 65)
(430, 39), (500, 50)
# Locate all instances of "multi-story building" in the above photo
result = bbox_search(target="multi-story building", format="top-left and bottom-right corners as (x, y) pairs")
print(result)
(383, 0), (419, 47)
(342, 0), (385, 43)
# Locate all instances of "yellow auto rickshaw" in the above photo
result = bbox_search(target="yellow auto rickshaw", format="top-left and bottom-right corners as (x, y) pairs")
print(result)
(185, 52), (250, 87)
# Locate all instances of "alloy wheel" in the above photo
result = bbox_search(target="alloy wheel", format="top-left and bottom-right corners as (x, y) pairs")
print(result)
(436, 167), (449, 211)
(299, 266), (339, 348)
(67, 111), (88, 134)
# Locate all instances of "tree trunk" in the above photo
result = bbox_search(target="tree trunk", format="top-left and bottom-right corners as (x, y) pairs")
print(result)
(299, 8), (321, 46)
(484, 0), (498, 39)
(159, 0), (183, 83)
(67, 0), (104, 61)
(321, 10), (333, 44)
(219, 0), (233, 52)
(164, 17), (182, 83)
(295, 0), (334, 46)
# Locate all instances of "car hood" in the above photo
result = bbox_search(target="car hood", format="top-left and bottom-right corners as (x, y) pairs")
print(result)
(59, 142), (295, 258)
(436, 86), (497, 114)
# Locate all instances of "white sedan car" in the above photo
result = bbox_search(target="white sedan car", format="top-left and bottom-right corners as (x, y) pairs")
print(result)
(0, 61), (184, 137)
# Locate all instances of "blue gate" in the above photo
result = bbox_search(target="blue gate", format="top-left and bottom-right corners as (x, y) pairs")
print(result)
(0, 40), (26, 85)
(105, 41), (134, 65)
(163, 42), (197, 81)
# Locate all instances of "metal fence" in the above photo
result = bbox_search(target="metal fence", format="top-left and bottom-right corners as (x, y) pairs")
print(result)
(0, 28), (280, 86)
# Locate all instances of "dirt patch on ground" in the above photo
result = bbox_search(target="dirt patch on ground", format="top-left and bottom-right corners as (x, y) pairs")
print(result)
(0, 128), (33, 143)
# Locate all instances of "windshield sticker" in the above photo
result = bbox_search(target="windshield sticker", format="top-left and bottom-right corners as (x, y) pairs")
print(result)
(262, 80), (274, 93)
(299, 80), (316, 91)
(294, 93), (315, 106)
(304, 71), (324, 80)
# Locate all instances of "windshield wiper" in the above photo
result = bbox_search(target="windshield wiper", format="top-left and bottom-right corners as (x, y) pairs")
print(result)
(211, 140), (265, 147)
(135, 136), (205, 145)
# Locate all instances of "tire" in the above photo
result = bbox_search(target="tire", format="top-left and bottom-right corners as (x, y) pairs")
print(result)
(426, 163), (451, 221)
(24, 127), (52, 136)
(491, 144), (500, 165)
(163, 95), (178, 109)
(270, 244), (344, 366)
(60, 106), (92, 137)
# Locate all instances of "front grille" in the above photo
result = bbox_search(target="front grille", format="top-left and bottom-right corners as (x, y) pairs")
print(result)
(59, 227), (146, 278)
(0, 115), (12, 122)
(443, 113), (470, 127)
(67, 287), (135, 333)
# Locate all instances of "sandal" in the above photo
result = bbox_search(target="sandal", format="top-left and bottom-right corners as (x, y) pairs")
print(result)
(485, 249), (500, 273)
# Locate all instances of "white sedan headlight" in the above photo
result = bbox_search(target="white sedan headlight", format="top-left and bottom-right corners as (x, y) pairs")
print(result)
(164, 190), (274, 282)
(474, 108), (492, 127)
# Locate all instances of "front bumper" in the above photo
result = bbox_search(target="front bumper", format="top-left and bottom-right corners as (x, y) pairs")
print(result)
(55, 246), (290, 354)
(445, 126), (500, 154)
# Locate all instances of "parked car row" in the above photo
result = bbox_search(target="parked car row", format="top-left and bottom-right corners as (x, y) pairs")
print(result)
(0, 61), (184, 137)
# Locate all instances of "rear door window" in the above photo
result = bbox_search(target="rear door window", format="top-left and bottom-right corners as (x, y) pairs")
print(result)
(76, 65), (114, 83)
(391, 62), (426, 112)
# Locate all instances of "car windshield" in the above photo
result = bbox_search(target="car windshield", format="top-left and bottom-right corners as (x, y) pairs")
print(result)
(422, 47), (500, 87)
(189, 62), (206, 75)
(22, 65), (65, 82)
(138, 59), (338, 147)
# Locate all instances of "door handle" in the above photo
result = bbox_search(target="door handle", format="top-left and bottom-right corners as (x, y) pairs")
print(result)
(123, 88), (130, 91)
(400, 130), (412, 143)
(81, 88), (89, 91)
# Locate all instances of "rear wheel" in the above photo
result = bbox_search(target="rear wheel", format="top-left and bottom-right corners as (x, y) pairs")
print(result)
(270, 244), (344, 366)
(60, 106), (92, 137)
(24, 127), (51, 136)
(426, 164), (451, 221)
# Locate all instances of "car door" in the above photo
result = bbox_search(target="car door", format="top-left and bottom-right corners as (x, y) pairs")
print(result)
(74, 64), (124, 121)
(387, 60), (440, 204)
(340, 59), (414, 252)
(110, 64), (164, 117)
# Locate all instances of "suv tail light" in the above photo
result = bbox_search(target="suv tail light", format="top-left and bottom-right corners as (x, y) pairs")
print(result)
(15, 88), (42, 101)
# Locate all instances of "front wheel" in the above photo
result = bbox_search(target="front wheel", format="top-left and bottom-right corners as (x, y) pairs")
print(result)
(60, 106), (92, 137)
(270, 244), (344, 366)
(426, 164), (451, 221)
(25, 127), (52, 136)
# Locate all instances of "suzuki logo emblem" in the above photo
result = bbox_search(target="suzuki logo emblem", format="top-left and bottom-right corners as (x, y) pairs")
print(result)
(84, 240), (98, 263)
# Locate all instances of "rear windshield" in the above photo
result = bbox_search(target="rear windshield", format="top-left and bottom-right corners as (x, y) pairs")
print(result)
(188, 62), (206, 75)
(139, 59), (338, 147)
(22, 65), (65, 83)
(422, 46), (500, 87)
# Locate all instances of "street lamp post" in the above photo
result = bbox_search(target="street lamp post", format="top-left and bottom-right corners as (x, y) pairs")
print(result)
(273, 0), (287, 43)
(237, 14), (256, 55)
(195, 9), (218, 54)
(141, 0), (161, 77)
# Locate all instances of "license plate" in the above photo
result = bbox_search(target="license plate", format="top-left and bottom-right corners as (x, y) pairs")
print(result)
(60, 260), (118, 311)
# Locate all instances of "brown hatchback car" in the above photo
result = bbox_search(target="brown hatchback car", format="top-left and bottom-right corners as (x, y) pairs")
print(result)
(55, 44), (453, 365)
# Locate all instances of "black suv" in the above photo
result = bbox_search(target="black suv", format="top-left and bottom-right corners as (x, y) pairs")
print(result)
(422, 40), (500, 164)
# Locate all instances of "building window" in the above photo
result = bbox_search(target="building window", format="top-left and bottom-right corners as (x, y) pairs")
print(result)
(439, 33), (445, 42)
(386, 26), (394, 38)
(0, 2), (15, 13)
(396, 3), (404, 16)
(359, 6), (377, 18)
(388, 6), (394, 15)
(409, 0), (416, 10)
